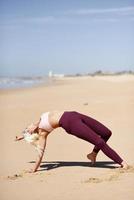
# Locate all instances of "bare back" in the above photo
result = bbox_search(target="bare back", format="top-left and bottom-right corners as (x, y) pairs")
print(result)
(48, 110), (64, 128)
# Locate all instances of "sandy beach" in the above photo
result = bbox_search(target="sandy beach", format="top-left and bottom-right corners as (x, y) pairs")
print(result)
(0, 74), (134, 200)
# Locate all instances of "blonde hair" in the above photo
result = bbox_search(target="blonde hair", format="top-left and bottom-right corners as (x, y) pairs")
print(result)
(23, 128), (39, 144)
(22, 127), (44, 156)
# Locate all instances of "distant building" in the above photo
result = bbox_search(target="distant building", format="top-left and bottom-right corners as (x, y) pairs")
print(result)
(48, 70), (64, 78)
(48, 70), (53, 77)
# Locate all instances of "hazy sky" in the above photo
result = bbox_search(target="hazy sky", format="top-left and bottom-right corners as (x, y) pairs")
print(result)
(0, 0), (134, 76)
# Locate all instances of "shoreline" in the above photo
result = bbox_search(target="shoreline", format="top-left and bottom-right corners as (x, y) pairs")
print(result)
(0, 74), (134, 94)
(0, 77), (66, 94)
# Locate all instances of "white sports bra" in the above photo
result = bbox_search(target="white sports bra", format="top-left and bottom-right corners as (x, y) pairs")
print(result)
(39, 112), (54, 132)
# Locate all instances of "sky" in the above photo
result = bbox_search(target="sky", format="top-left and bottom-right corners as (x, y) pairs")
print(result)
(0, 0), (134, 76)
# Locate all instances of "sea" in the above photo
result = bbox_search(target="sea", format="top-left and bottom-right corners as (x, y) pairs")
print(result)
(0, 76), (53, 90)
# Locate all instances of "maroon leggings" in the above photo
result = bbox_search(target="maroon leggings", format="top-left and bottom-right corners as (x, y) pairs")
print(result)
(59, 111), (123, 165)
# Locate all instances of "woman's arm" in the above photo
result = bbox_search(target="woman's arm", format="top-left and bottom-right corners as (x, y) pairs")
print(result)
(32, 130), (49, 173)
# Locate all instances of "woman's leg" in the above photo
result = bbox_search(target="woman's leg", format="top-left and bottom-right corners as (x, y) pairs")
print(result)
(80, 113), (112, 153)
(69, 118), (123, 165)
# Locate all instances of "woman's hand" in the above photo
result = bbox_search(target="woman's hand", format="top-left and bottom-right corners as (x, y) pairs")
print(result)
(28, 169), (37, 173)
(15, 136), (24, 141)
(24, 169), (37, 173)
(15, 136), (19, 141)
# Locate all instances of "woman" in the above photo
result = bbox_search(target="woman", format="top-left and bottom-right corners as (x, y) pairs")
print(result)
(15, 111), (128, 173)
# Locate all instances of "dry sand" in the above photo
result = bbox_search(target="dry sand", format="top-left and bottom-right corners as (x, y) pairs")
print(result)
(0, 74), (134, 200)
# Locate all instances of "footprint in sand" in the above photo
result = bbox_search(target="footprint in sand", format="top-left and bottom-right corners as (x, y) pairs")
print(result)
(5, 170), (31, 180)
(84, 177), (103, 183)
(115, 165), (134, 174)
(6, 174), (23, 180)
(84, 165), (134, 184)
(4, 170), (45, 181)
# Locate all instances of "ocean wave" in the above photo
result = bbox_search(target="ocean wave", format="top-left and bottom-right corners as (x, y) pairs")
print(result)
(0, 76), (49, 89)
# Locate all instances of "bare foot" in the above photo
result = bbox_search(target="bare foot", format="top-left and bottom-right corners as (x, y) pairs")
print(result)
(121, 161), (129, 169)
(87, 152), (97, 165)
